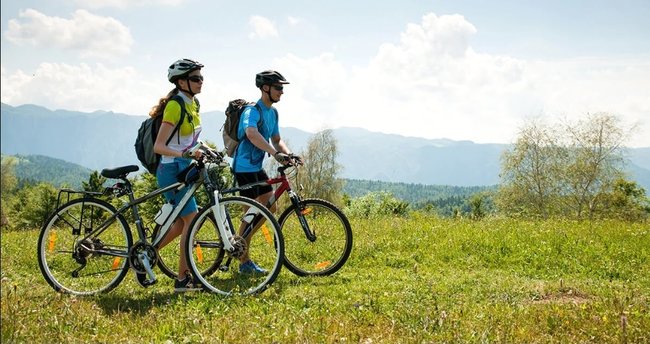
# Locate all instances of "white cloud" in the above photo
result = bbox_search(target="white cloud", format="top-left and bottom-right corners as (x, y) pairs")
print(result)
(287, 16), (302, 26)
(4, 9), (133, 58)
(272, 53), (348, 132)
(267, 12), (649, 147)
(1, 62), (160, 115)
(71, 0), (186, 9)
(248, 15), (279, 40)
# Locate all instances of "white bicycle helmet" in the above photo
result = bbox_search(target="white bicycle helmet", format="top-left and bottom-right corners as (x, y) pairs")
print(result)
(168, 58), (204, 83)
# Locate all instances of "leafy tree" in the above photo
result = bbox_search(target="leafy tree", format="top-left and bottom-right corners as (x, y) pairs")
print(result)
(1, 157), (18, 227)
(83, 171), (107, 193)
(468, 193), (487, 220)
(600, 179), (650, 221)
(7, 182), (57, 230)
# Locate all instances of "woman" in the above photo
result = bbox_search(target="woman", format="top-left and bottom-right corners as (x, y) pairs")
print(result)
(146, 58), (204, 292)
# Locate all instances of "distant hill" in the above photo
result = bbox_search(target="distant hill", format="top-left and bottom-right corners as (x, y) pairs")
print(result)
(1, 154), (92, 189)
(2, 102), (649, 189)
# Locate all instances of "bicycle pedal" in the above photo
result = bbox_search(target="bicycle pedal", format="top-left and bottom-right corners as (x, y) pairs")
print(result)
(142, 278), (157, 287)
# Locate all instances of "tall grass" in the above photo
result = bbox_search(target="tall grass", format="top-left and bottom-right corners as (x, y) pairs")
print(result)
(2, 216), (649, 343)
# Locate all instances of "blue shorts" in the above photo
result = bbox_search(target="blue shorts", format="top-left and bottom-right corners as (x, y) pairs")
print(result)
(156, 157), (198, 217)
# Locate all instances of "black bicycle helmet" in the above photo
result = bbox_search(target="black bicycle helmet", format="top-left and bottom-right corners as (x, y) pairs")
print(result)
(168, 58), (204, 83)
(255, 70), (290, 88)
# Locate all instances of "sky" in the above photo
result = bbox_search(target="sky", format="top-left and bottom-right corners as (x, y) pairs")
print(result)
(2, 0), (649, 147)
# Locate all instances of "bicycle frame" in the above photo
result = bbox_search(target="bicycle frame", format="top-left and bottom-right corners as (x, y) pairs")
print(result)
(72, 158), (241, 280)
(225, 162), (316, 242)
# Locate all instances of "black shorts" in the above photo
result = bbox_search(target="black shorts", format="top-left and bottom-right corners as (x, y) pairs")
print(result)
(234, 170), (273, 199)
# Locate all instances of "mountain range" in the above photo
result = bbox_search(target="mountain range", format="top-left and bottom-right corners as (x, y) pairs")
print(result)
(2, 102), (649, 189)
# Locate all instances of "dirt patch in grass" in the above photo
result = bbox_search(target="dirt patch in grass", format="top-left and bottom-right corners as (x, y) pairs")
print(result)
(531, 288), (591, 305)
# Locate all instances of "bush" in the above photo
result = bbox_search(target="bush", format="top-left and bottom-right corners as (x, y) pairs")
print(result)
(346, 191), (409, 218)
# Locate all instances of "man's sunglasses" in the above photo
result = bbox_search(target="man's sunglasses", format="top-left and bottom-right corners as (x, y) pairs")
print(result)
(272, 85), (284, 91)
(187, 75), (204, 82)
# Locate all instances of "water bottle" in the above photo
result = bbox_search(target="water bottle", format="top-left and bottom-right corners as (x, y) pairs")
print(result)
(154, 203), (174, 225)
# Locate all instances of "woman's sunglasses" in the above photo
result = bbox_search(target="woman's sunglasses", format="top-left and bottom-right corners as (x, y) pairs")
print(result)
(187, 75), (204, 83)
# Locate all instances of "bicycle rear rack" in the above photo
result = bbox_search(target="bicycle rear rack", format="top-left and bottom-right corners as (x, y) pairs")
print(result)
(56, 189), (103, 209)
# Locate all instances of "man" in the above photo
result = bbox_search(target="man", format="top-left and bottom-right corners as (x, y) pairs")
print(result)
(232, 70), (300, 273)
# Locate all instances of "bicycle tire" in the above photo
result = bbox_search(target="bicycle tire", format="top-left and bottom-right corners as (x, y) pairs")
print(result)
(37, 198), (133, 295)
(278, 198), (352, 276)
(186, 196), (284, 295)
(153, 213), (225, 279)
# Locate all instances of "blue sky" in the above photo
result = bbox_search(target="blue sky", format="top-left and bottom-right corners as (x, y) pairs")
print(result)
(2, 0), (649, 146)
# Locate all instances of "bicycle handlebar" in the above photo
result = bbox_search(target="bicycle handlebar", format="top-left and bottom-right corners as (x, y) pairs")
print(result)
(277, 154), (303, 174)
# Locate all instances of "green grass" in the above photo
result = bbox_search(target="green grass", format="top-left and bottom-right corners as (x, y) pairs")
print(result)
(2, 216), (649, 343)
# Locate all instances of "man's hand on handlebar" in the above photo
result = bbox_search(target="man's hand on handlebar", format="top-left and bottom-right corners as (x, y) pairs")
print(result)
(289, 154), (304, 166)
(274, 152), (290, 164)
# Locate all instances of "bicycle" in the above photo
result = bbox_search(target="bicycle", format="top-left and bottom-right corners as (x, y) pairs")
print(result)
(156, 155), (352, 277)
(37, 142), (284, 296)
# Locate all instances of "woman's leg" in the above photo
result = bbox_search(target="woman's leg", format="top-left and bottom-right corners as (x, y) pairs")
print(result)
(178, 211), (197, 278)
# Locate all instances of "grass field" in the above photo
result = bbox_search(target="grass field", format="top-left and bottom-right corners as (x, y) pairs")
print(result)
(2, 215), (649, 343)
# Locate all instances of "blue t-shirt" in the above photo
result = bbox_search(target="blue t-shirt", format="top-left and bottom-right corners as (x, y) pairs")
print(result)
(232, 100), (279, 172)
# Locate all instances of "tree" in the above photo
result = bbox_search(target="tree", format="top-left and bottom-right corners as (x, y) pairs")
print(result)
(83, 171), (107, 193)
(497, 119), (564, 218)
(297, 129), (344, 205)
(600, 179), (650, 221)
(1, 157), (18, 227)
(8, 182), (57, 230)
(498, 113), (638, 220)
(562, 113), (627, 219)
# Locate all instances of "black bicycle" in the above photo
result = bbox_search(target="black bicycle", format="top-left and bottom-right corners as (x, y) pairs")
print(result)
(37, 142), (284, 296)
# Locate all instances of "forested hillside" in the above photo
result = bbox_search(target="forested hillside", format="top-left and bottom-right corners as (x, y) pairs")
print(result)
(1, 154), (92, 189)
(343, 179), (493, 202)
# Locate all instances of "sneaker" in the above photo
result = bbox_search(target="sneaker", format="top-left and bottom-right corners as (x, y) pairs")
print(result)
(239, 260), (268, 274)
(174, 276), (202, 293)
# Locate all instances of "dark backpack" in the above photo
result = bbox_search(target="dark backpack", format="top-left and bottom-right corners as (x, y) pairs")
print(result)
(222, 99), (277, 158)
(134, 95), (194, 173)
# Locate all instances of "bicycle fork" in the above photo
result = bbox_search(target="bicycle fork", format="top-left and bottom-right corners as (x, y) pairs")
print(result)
(288, 191), (317, 242)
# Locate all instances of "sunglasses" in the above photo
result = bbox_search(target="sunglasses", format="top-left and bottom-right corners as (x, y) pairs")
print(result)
(272, 85), (284, 91)
(187, 75), (204, 82)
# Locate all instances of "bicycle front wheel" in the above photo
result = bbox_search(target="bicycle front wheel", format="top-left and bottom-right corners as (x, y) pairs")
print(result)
(279, 198), (352, 276)
(186, 196), (284, 296)
(153, 213), (225, 279)
(37, 198), (132, 295)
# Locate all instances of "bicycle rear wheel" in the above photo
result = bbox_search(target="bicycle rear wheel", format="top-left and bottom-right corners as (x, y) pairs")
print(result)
(37, 198), (132, 295)
(186, 196), (283, 296)
(278, 198), (352, 276)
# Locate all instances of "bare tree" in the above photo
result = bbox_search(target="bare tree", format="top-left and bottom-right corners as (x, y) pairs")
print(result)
(562, 113), (628, 219)
(498, 119), (564, 218)
(297, 129), (343, 204)
(498, 113), (638, 220)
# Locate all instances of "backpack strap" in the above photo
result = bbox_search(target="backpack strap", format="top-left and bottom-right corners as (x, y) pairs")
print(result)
(252, 103), (278, 133)
(165, 94), (188, 145)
